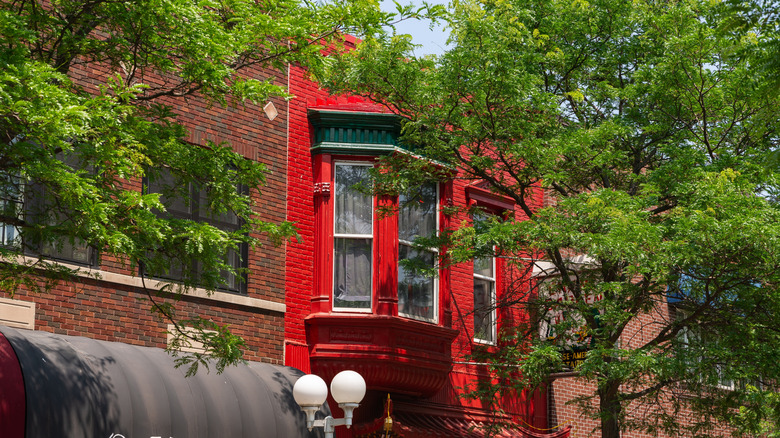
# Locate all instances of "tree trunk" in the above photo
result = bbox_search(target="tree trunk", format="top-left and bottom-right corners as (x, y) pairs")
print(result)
(599, 381), (622, 438)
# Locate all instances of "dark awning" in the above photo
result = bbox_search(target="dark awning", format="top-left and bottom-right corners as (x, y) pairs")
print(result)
(0, 326), (326, 438)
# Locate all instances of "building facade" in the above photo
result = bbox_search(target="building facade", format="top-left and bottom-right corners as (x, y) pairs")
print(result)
(282, 60), (569, 437)
(2, 60), (289, 362)
(1, 38), (737, 438)
(281, 57), (738, 438)
(0, 57), (322, 437)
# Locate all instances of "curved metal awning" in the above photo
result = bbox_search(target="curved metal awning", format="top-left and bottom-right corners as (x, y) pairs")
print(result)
(0, 326), (326, 438)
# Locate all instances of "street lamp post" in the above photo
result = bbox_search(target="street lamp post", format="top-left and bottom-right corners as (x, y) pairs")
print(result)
(293, 370), (367, 438)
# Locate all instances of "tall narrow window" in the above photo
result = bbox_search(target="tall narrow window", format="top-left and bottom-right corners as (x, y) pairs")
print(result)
(398, 184), (438, 322)
(473, 213), (496, 343)
(473, 254), (496, 343)
(0, 173), (23, 247)
(676, 309), (734, 390)
(333, 163), (373, 310)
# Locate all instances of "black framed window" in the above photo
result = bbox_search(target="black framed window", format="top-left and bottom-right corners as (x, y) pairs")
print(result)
(146, 169), (247, 294)
(24, 152), (96, 265)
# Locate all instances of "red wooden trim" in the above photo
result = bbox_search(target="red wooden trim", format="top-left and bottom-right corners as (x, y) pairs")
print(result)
(284, 341), (311, 374)
(494, 254), (506, 344)
(313, 153), (333, 313)
(521, 425), (571, 438)
(306, 313), (458, 397)
(354, 407), (570, 438)
(531, 384), (549, 431)
(466, 184), (515, 213)
(375, 194), (398, 316)
(439, 181), (453, 327)
(0, 331), (25, 438)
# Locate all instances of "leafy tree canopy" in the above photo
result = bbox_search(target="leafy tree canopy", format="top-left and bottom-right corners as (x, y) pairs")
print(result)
(324, 0), (780, 436)
(0, 0), (414, 374)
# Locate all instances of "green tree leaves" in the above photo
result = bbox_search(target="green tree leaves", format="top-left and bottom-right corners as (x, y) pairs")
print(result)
(325, 0), (780, 435)
(1, 0), (391, 375)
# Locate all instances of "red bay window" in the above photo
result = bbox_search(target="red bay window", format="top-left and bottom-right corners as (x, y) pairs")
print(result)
(320, 158), (442, 320)
(306, 108), (457, 397)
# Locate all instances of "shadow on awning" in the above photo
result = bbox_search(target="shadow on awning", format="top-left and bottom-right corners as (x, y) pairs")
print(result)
(0, 327), (327, 438)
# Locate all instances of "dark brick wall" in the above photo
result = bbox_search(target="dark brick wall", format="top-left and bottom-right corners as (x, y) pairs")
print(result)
(7, 60), (289, 364)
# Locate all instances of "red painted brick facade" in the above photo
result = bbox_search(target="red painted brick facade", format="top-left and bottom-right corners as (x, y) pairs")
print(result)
(282, 59), (551, 436)
(281, 61), (738, 437)
(285, 63), (320, 356)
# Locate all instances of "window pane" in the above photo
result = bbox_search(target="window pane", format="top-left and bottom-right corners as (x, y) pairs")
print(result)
(147, 171), (191, 217)
(1, 223), (19, 246)
(474, 256), (493, 278)
(199, 188), (239, 226)
(398, 184), (437, 242)
(219, 247), (243, 292)
(334, 237), (372, 308)
(335, 165), (372, 235)
(676, 310), (735, 390)
(167, 257), (190, 281)
(398, 244), (435, 321)
(0, 173), (23, 246)
(28, 152), (93, 265)
(474, 276), (495, 343)
(41, 239), (91, 264)
(146, 168), (246, 293)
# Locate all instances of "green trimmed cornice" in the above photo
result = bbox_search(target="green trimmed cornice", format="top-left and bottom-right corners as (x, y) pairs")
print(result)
(308, 109), (403, 156)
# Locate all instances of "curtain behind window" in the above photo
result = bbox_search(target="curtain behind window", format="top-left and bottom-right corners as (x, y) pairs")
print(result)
(398, 184), (437, 321)
(333, 164), (373, 309)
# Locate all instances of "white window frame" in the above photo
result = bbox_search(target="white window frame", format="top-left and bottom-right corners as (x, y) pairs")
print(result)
(677, 309), (735, 390)
(473, 251), (497, 344)
(332, 162), (374, 313)
(0, 173), (23, 247)
(397, 183), (440, 324)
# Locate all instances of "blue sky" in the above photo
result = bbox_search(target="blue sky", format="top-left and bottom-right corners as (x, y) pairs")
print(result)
(379, 0), (450, 56)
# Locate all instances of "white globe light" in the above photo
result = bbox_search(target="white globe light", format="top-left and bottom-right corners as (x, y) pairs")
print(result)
(330, 370), (366, 405)
(293, 374), (328, 407)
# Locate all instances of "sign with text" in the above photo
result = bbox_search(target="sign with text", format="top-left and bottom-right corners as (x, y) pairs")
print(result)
(560, 350), (588, 369)
(538, 278), (603, 369)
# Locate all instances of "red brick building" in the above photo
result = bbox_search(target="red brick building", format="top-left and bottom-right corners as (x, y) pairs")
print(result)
(1, 61), (290, 362)
(0, 54), (570, 437)
(2, 40), (728, 438)
(280, 55), (738, 438)
(0, 60), (317, 437)
(282, 59), (570, 437)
